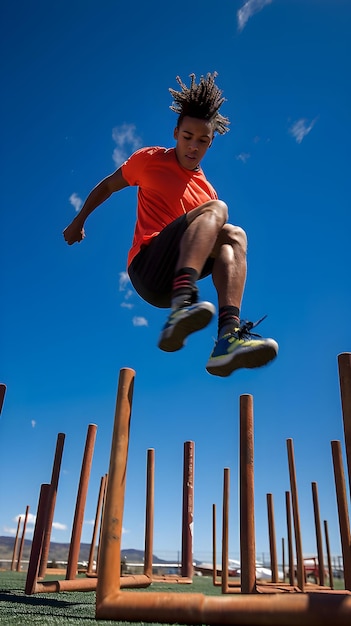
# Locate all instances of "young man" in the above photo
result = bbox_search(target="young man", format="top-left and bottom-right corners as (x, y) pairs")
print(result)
(63, 73), (278, 377)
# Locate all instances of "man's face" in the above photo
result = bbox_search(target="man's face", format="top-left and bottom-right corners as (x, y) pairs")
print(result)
(174, 116), (213, 170)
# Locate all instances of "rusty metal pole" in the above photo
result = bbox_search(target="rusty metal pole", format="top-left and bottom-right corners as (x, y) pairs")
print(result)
(338, 353), (351, 500)
(285, 491), (295, 586)
(212, 503), (220, 586)
(0, 383), (6, 415)
(38, 433), (65, 578)
(240, 394), (256, 594)
(11, 516), (22, 571)
(286, 438), (304, 591)
(324, 519), (334, 590)
(25, 484), (51, 594)
(16, 505), (30, 572)
(331, 440), (351, 590)
(311, 481), (325, 586)
(221, 467), (230, 593)
(181, 440), (194, 579)
(266, 493), (278, 583)
(65, 423), (98, 580)
(87, 474), (107, 574)
(144, 448), (155, 578)
(96, 474), (108, 572)
(95, 379), (351, 623)
(282, 537), (286, 583)
(97, 580), (351, 624)
(96, 368), (135, 606)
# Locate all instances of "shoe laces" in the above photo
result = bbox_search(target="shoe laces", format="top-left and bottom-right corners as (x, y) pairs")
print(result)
(236, 315), (267, 339)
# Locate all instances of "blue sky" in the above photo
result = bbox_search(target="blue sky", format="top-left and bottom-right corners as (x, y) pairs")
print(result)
(1, 0), (351, 566)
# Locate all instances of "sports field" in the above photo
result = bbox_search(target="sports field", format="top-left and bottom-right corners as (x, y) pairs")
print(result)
(0, 570), (223, 625)
(0, 570), (346, 625)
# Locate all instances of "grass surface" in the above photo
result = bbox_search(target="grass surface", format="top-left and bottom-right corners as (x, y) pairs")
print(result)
(0, 571), (222, 625)
(0, 570), (346, 625)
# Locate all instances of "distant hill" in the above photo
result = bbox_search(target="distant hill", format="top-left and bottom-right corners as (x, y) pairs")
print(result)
(0, 536), (166, 565)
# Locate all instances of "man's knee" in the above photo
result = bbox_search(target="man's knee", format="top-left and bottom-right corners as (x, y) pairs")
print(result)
(222, 223), (247, 252)
(207, 200), (228, 226)
(187, 199), (228, 227)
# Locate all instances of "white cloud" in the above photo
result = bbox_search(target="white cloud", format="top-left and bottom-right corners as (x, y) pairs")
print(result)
(69, 192), (83, 212)
(112, 147), (126, 167)
(119, 271), (130, 291)
(289, 117), (317, 144)
(52, 522), (67, 531)
(112, 123), (142, 167)
(12, 513), (66, 532)
(237, 0), (273, 32)
(132, 316), (148, 327)
(119, 271), (136, 309)
(31, 420), (36, 428)
(15, 512), (36, 525)
(236, 152), (251, 163)
(3, 525), (19, 535)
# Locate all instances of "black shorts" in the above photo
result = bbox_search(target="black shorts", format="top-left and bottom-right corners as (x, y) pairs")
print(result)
(128, 214), (214, 308)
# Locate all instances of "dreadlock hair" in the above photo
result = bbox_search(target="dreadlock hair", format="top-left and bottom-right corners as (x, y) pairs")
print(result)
(169, 72), (230, 135)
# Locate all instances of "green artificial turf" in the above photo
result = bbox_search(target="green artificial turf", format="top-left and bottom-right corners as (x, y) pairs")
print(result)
(0, 571), (221, 625)
(0, 570), (345, 625)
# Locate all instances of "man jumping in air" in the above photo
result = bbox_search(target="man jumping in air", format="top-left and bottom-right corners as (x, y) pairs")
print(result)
(63, 72), (278, 377)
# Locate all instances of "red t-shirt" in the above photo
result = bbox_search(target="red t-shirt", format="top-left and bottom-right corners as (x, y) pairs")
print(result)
(121, 146), (218, 266)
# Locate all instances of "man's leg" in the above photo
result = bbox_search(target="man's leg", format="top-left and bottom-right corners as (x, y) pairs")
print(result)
(158, 200), (278, 372)
(211, 223), (247, 335)
(175, 200), (229, 274)
(206, 224), (278, 376)
(158, 200), (227, 351)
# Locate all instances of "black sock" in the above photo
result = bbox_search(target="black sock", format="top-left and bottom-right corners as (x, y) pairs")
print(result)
(218, 306), (240, 338)
(171, 267), (199, 308)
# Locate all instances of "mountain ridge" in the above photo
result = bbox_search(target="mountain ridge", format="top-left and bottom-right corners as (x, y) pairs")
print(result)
(0, 535), (167, 564)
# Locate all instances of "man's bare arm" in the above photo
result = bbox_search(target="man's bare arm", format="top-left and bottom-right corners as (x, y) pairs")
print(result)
(63, 168), (129, 245)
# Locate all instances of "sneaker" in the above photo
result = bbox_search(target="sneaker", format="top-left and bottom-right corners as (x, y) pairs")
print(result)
(158, 301), (216, 352)
(206, 316), (278, 377)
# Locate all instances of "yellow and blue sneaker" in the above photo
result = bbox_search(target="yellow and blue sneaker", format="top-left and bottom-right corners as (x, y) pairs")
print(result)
(206, 316), (278, 377)
(158, 301), (216, 352)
